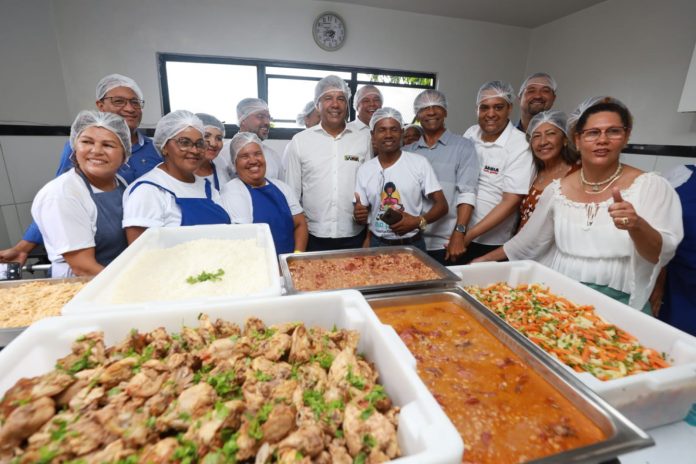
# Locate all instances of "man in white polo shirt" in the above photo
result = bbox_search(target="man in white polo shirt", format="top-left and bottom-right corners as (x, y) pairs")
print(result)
(285, 75), (371, 251)
(462, 80), (534, 262)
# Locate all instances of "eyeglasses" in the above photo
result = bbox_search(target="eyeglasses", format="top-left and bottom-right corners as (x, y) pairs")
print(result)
(173, 137), (205, 150)
(101, 96), (145, 109)
(578, 126), (627, 142)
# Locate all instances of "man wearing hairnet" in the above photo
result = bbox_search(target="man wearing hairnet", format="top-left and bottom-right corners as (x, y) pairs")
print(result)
(236, 98), (284, 180)
(462, 80), (534, 262)
(296, 101), (321, 128)
(517, 72), (557, 133)
(405, 89), (479, 265)
(284, 75), (372, 251)
(0, 73), (160, 266)
(347, 85), (383, 134)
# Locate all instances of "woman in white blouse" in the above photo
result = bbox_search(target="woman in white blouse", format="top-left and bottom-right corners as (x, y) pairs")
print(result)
(194, 113), (230, 191)
(475, 96), (683, 312)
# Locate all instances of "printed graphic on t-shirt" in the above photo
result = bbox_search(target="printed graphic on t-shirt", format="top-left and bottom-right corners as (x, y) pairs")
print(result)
(375, 181), (404, 233)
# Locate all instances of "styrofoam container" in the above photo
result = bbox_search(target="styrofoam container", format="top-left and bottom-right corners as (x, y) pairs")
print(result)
(1, 290), (463, 464)
(450, 260), (696, 430)
(63, 224), (282, 315)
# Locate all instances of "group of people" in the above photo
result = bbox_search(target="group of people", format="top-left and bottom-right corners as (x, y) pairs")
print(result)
(0, 71), (693, 336)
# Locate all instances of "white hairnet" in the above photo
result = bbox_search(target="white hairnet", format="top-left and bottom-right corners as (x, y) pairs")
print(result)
(196, 113), (225, 137)
(404, 124), (424, 135)
(526, 110), (568, 138)
(314, 75), (351, 106)
(354, 85), (383, 110)
(413, 89), (447, 113)
(518, 72), (557, 97)
(70, 110), (132, 160)
(566, 96), (629, 138)
(236, 98), (269, 124)
(369, 107), (403, 131)
(296, 101), (317, 126)
(95, 73), (143, 101)
(229, 131), (264, 165)
(476, 80), (515, 106)
(153, 110), (205, 153)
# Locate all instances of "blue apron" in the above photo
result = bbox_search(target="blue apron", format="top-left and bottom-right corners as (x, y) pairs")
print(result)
(77, 170), (128, 267)
(130, 178), (231, 226)
(660, 165), (696, 336)
(206, 161), (221, 191)
(245, 180), (295, 254)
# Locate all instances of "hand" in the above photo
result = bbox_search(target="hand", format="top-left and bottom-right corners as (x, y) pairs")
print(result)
(389, 211), (420, 235)
(649, 268), (667, 317)
(608, 188), (640, 231)
(353, 193), (369, 225)
(0, 247), (29, 266)
(445, 231), (467, 263)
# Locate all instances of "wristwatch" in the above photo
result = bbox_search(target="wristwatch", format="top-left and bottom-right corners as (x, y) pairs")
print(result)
(418, 216), (427, 231)
(454, 224), (467, 234)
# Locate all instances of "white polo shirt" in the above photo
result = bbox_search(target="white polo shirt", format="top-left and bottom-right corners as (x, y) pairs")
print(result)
(463, 121), (534, 245)
(284, 123), (371, 238)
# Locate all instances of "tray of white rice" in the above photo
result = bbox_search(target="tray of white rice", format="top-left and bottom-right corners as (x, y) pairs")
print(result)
(62, 224), (281, 315)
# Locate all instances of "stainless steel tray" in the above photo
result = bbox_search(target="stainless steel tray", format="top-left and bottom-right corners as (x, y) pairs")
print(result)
(0, 276), (91, 347)
(366, 287), (654, 463)
(279, 246), (460, 295)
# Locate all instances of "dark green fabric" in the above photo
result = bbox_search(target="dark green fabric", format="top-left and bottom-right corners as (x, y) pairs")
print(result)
(582, 282), (652, 315)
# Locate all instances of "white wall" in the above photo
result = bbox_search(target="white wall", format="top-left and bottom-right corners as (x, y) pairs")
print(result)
(525, 0), (696, 146)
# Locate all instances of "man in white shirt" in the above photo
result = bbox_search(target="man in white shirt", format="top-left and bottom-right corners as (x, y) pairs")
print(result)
(354, 108), (447, 251)
(347, 85), (383, 134)
(236, 98), (284, 179)
(285, 75), (371, 251)
(517, 72), (557, 133)
(462, 80), (534, 262)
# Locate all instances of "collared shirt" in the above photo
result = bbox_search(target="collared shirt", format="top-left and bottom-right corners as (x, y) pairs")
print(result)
(406, 130), (480, 250)
(463, 121), (534, 245)
(284, 123), (371, 238)
(347, 118), (373, 157)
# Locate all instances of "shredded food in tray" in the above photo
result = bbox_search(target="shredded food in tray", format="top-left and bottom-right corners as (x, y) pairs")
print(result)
(288, 252), (441, 291)
(0, 315), (400, 463)
(0, 281), (85, 328)
(466, 283), (670, 381)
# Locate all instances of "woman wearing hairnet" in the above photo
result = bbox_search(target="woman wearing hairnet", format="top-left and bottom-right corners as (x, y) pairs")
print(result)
(194, 113), (230, 190)
(31, 111), (131, 277)
(220, 132), (307, 254)
(122, 110), (230, 244)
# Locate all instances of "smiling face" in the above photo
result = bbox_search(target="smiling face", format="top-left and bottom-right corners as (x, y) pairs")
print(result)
(304, 108), (321, 128)
(416, 105), (447, 134)
(574, 111), (630, 169)
(356, 93), (383, 126)
(520, 81), (556, 118)
(235, 142), (266, 187)
(203, 127), (224, 161)
(372, 117), (403, 157)
(477, 97), (511, 142)
(161, 127), (205, 180)
(74, 126), (125, 182)
(95, 86), (142, 134)
(318, 90), (348, 133)
(240, 110), (271, 140)
(530, 122), (565, 166)
(402, 126), (422, 145)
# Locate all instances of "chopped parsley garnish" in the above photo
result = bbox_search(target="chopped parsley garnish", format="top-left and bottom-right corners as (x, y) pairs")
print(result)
(186, 268), (225, 285)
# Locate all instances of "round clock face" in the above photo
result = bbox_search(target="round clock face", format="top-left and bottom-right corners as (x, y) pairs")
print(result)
(313, 12), (346, 51)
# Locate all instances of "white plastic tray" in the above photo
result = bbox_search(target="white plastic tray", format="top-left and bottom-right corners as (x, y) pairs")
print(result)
(63, 224), (282, 315)
(1, 290), (463, 464)
(450, 260), (696, 429)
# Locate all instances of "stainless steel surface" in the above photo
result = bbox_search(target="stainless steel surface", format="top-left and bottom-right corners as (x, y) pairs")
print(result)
(279, 246), (460, 295)
(367, 287), (654, 463)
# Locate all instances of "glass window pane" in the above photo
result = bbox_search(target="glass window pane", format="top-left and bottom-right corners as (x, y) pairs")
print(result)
(267, 67), (351, 79)
(166, 62), (257, 124)
(357, 73), (434, 87)
(268, 78), (319, 128)
(356, 84), (424, 125)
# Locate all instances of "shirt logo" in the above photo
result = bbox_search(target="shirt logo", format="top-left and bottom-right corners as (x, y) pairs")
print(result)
(483, 165), (499, 174)
(344, 155), (360, 162)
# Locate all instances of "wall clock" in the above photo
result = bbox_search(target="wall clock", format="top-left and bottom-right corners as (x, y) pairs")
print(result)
(313, 12), (346, 51)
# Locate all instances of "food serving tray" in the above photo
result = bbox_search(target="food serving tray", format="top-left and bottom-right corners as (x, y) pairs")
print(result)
(0, 276), (91, 347)
(366, 287), (653, 463)
(0, 290), (463, 464)
(450, 260), (696, 430)
(279, 246), (459, 295)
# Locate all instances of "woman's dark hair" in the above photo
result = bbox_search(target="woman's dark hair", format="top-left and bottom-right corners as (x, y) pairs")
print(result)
(575, 101), (633, 134)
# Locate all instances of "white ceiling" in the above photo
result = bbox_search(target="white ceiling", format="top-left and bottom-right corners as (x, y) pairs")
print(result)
(323, 0), (607, 28)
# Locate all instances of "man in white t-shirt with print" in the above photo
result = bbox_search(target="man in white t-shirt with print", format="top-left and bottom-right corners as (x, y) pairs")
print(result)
(354, 108), (448, 251)
(462, 80), (534, 262)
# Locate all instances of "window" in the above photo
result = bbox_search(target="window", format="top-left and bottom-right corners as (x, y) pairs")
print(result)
(158, 53), (436, 137)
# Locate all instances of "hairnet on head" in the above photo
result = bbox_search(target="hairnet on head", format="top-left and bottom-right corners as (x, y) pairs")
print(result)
(369, 107), (403, 131)
(476, 80), (515, 106)
(404, 124), (424, 135)
(70, 110), (132, 159)
(354, 85), (383, 110)
(566, 96), (629, 139)
(296, 101), (317, 126)
(236, 98), (269, 124)
(229, 131), (264, 165)
(95, 73), (143, 101)
(314, 75), (351, 106)
(518, 72), (557, 97)
(413, 89), (447, 114)
(526, 110), (568, 138)
(195, 113), (226, 137)
(153, 110), (205, 153)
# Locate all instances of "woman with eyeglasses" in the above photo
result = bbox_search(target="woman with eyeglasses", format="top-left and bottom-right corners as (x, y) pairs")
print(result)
(193, 113), (230, 191)
(122, 110), (230, 244)
(31, 111), (130, 277)
(474, 97), (683, 313)
(220, 132), (308, 255)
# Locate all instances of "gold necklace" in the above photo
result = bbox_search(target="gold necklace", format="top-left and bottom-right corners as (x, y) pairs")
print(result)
(581, 163), (623, 192)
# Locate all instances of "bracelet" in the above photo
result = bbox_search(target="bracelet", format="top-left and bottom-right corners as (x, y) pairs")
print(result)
(293, 250), (303, 254)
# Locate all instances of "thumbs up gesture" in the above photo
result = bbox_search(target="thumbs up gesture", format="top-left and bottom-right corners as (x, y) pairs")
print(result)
(608, 187), (637, 230)
(353, 192), (370, 225)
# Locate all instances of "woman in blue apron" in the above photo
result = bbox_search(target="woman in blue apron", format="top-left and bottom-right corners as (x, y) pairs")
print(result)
(220, 132), (307, 255)
(123, 110), (230, 244)
(194, 113), (230, 191)
(31, 111), (131, 277)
